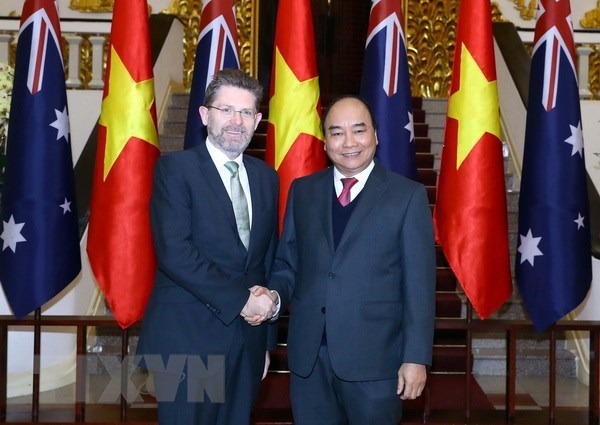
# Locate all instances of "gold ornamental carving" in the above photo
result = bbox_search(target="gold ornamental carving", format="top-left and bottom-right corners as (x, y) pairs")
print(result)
(581, 2), (600, 29)
(405, 0), (459, 98)
(162, 0), (257, 90)
(236, 0), (258, 81)
(69, 0), (152, 13)
(589, 44), (600, 99)
(512, 0), (536, 21)
(491, 2), (507, 22)
(69, 0), (114, 12)
(405, 1), (519, 98)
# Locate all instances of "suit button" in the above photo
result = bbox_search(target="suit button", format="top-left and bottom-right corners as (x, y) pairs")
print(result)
(321, 307), (326, 314)
(328, 272), (335, 279)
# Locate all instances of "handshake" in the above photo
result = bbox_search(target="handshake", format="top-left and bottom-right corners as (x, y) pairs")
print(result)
(240, 285), (279, 326)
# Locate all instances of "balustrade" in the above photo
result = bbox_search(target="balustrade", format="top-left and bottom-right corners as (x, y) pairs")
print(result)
(0, 19), (110, 90)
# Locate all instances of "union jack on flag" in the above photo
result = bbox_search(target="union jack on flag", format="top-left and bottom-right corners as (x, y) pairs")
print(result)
(22, 2), (62, 95)
(532, 0), (576, 111)
(359, 0), (417, 180)
(0, 0), (81, 318)
(516, 0), (591, 331)
(183, 0), (240, 149)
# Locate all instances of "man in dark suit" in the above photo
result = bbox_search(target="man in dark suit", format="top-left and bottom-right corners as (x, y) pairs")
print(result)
(268, 96), (436, 424)
(138, 69), (279, 424)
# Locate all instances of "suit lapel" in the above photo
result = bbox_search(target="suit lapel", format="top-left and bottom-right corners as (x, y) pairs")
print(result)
(335, 164), (387, 253)
(314, 168), (335, 254)
(193, 143), (238, 233)
(245, 157), (261, 255)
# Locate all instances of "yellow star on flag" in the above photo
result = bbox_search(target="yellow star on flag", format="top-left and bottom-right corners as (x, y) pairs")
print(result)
(99, 46), (159, 180)
(447, 43), (501, 169)
(268, 47), (323, 169)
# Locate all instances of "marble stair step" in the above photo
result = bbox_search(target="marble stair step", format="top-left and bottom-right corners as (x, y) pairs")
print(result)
(472, 347), (576, 377)
(432, 346), (470, 373)
(436, 267), (458, 292)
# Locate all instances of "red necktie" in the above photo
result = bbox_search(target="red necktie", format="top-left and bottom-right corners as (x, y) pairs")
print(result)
(338, 177), (358, 206)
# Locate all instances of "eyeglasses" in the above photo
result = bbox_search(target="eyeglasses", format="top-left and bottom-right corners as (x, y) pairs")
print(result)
(207, 106), (256, 120)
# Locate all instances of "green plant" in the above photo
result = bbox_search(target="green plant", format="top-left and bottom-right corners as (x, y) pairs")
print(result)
(0, 62), (14, 197)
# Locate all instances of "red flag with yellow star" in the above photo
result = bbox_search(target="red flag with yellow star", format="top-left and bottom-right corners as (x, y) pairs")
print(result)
(87, 0), (159, 329)
(433, 0), (512, 319)
(266, 0), (328, 230)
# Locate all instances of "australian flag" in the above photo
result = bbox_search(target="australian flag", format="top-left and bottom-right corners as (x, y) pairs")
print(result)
(359, 0), (417, 180)
(516, 0), (591, 331)
(183, 0), (240, 149)
(0, 0), (81, 318)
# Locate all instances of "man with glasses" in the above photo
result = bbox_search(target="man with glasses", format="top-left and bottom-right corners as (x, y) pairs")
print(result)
(138, 69), (279, 424)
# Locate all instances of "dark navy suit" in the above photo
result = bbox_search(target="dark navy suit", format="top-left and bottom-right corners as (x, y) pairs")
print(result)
(270, 163), (436, 424)
(137, 142), (278, 424)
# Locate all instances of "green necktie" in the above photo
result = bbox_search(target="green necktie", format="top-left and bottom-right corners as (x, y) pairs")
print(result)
(224, 161), (250, 249)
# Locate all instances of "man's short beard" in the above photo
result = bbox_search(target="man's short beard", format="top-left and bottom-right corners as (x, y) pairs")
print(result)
(207, 125), (253, 158)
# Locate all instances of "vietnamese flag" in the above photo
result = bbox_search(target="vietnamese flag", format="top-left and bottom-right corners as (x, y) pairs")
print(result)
(433, 0), (512, 319)
(266, 0), (328, 231)
(87, 0), (160, 329)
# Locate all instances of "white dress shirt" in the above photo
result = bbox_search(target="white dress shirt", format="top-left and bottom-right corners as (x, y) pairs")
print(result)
(206, 140), (281, 316)
(332, 160), (375, 202)
(205, 139), (253, 228)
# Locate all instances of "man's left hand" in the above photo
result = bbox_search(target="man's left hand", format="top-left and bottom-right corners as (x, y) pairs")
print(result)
(397, 363), (427, 400)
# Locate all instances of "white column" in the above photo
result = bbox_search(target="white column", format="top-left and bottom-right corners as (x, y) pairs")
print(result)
(65, 34), (83, 89)
(88, 36), (106, 90)
(0, 33), (11, 65)
(576, 45), (593, 100)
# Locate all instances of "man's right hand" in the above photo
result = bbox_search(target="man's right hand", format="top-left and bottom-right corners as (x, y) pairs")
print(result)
(240, 286), (277, 326)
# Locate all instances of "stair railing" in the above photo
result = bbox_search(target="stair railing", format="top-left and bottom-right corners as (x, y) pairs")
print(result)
(494, 21), (600, 260)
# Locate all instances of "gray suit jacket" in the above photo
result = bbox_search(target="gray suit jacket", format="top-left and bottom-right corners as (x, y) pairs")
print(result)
(270, 163), (436, 381)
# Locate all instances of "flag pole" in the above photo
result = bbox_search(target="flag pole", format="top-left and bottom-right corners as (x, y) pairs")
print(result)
(465, 299), (473, 421)
(32, 307), (41, 421)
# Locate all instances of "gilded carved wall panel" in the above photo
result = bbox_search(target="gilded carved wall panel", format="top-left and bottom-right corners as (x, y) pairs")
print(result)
(69, 0), (114, 12)
(406, 0), (458, 98)
(589, 45), (600, 99)
(581, 1), (600, 28)
(236, 0), (258, 81)
(512, 0), (536, 21)
(512, 0), (600, 28)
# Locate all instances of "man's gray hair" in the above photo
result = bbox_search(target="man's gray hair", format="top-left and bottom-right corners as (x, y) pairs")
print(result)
(203, 69), (263, 111)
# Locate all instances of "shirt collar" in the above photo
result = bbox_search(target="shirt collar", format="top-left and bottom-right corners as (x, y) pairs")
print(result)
(333, 160), (375, 183)
(205, 138), (243, 168)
